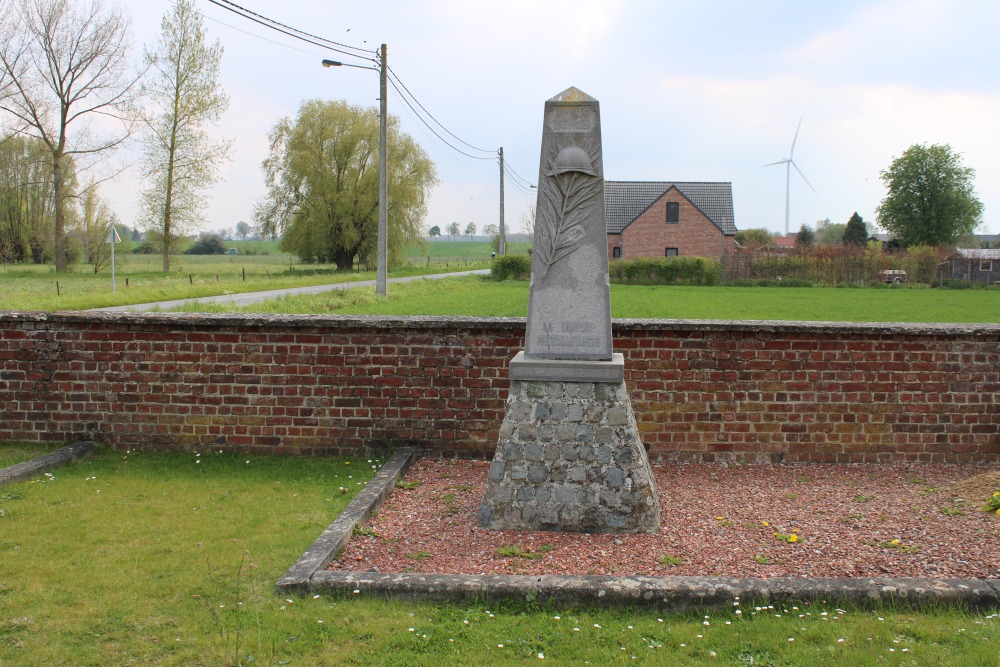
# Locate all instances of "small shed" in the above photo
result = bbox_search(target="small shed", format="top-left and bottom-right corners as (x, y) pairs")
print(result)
(939, 248), (1000, 284)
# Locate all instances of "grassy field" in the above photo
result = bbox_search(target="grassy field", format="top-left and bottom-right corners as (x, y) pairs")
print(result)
(0, 447), (996, 666)
(0, 251), (483, 312)
(411, 239), (531, 259)
(173, 275), (1000, 323)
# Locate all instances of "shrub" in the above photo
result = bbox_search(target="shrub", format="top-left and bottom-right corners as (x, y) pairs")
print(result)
(185, 233), (228, 255)
(609, 256), (720, 285)
(490, 255), (531, 281)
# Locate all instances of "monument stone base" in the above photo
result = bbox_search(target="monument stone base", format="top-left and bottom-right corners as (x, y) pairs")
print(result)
(478, 367), (660, 534)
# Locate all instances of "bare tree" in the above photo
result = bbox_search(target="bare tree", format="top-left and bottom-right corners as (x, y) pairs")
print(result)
(519, 203), (536, 241)
(141, 0), (231, 273)
(0, 0), (141, 271)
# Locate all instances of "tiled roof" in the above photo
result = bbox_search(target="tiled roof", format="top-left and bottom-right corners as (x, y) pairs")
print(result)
(605, 181), (736, 235)
(953, 248), (1000, 259)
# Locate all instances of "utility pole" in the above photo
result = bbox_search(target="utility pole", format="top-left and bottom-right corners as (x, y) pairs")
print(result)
(498, 146), (506, 256)
(377, 43), (388, 295)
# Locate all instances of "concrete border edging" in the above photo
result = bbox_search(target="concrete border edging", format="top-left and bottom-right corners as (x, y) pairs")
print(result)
(277, 449), (1000, 610)
(277, 447), (418, 592)
(0, 441), (95, 485)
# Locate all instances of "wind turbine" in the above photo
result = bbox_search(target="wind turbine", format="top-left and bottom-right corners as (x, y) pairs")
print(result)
(764, 119), (815, 236)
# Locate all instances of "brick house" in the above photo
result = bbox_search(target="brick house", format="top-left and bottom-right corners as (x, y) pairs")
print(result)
(939, 248), (1000, 284)
(605, 181), (737, 261)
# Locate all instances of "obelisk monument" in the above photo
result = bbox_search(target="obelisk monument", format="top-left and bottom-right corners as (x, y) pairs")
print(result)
(479, 87), (659, 534)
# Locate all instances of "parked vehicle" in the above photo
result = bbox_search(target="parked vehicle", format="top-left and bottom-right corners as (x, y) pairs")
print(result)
(880, 269), (907, 284)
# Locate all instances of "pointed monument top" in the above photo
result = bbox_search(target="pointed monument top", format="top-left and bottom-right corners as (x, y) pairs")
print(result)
(549, 86), (595, 103)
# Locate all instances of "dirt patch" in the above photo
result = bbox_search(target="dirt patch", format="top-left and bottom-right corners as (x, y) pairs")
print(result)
(949, 470), (1000, 507)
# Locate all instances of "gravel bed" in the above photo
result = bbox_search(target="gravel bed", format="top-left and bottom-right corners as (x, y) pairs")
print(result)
(330, 459), (999, 579)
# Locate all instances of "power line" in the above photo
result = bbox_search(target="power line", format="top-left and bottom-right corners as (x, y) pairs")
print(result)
(387, 76), (493, 162)
(503, 161), (535, 191)
(204, 0), (376, 63)
(204, 14), (327, 59)
(203, 2), (538, 197)
(387, 66), (494, 156)
(207, 0), (372, 55)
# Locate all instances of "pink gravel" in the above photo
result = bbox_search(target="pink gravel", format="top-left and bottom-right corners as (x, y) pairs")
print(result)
(330, 458), (1000, 579)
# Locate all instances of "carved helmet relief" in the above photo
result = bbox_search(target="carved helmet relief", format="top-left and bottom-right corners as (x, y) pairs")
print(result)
(551, 145), (596, 176)
(535, 140), (603, 280)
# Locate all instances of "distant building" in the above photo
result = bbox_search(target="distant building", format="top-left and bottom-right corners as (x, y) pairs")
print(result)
(605, 181), (736, 261)
(939, 248), (1000, 284)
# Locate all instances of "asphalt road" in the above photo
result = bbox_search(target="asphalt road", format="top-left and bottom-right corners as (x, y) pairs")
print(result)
(90, 269), (490, 313)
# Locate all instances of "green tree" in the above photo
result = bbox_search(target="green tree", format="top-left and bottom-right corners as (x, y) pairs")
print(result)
(76, 180), (119, 273)
(0, 0), (141, 271)
(464, 221), (477, 239)
(843, 211), (868, 246)
(734, 227), (773, 248)
(816, 221), (847, 246)
(0, 135), (55, 264)
(185, 231), (226, 254)
(447, 222), (460, 241)
(795, 224), (815, 246)
(235, 220), (251, 240)
(876, 143), (983, 247)
(141, 0), (231, 273)
(428, 224), (441, 238)
(255, 99), (436, 269)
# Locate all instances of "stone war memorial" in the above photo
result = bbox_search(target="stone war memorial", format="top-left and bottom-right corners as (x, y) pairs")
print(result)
(479, 87), (660, 534)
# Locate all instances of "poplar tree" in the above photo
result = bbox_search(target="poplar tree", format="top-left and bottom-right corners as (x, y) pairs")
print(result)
(141, 0), (231, 272)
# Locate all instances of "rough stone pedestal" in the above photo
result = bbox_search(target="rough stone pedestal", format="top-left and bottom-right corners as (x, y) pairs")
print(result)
(478, 373), (659, 534)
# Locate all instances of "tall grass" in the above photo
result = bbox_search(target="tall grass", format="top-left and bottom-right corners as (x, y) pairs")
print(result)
(0, 448), (996, 665)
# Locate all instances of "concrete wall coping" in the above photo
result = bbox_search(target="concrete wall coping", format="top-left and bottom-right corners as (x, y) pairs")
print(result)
(3, 310), (999, 338)
(0, 442), (95, 485)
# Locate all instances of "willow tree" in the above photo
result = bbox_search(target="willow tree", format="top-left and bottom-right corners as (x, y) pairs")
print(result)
(0, 135), (55, 264)
(141, 0), (231, 272)
(0, 0), (140, 271)
(255, 99), (436, 269)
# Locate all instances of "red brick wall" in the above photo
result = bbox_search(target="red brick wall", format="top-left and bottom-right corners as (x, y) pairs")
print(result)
(1, 312), (998, 463)
(611, 192), (731, 261)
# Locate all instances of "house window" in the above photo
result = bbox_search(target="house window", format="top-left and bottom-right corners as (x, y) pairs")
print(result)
(980, 260), (993, 272)
(666, 202), (679, 223)
(612, 246), (622, 259)
(665, 248), (678, 258)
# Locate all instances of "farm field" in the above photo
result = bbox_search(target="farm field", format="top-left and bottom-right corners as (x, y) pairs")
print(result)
(409, 239), (531, 260)
(0, 448), (996, 666)
(0, 250), (481, 312)
(173, 274), (1000, 323)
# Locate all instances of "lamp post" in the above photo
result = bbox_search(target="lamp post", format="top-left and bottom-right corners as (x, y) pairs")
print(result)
(322, 44), (388, 296)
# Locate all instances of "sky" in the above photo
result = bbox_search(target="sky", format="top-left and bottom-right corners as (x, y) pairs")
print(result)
(103, 0), (1000, 238)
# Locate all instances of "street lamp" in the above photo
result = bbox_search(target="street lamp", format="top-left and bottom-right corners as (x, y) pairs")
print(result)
(322, 45), (388, 296)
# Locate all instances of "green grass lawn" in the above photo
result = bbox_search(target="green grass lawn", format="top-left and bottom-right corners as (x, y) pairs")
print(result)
(172, 275), (1000, 323)
(0, 448), (996, 666)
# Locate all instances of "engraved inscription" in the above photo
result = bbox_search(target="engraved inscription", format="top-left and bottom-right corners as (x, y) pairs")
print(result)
(547, 106), (595, 132)
(534, 334), (602, 349)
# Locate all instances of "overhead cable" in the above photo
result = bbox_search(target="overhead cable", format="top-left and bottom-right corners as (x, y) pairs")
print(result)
(205, 0), (375, 63)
